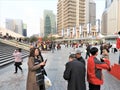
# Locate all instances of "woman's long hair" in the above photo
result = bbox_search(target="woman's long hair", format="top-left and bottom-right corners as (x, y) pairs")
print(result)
(29, 47), (44, 61)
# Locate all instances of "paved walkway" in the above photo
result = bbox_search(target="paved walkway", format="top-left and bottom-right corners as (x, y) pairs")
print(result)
(0, 45), (120, 90)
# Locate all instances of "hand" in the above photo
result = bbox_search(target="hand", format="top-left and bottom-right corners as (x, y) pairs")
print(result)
(39, 62), (46, 67)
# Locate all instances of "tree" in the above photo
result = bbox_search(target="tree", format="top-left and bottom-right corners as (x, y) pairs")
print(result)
(29, 36), (38, 43)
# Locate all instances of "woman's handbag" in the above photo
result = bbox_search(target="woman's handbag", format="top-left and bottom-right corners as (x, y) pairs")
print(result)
(44, 75), (52, 89)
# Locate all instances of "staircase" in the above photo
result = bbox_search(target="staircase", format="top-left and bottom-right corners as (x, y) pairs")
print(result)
(0, 42), (29, 67)
(0, 38), (30, 51)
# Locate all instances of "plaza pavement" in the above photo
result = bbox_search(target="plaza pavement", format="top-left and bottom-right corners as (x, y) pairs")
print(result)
(0, 45), (120, 90)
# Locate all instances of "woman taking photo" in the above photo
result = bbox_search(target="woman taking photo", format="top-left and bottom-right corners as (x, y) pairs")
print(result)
(26, 48), (47, 90)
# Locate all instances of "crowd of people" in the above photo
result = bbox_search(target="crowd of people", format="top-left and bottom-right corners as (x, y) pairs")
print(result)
(63, 47), (111, 90)
(11, 31), (120, 90)
(63, 31), (120, 90)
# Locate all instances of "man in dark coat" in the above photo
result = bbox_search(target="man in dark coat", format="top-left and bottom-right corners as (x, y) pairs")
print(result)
(75, 49), (86, 65)
(63, 54), (86, 90)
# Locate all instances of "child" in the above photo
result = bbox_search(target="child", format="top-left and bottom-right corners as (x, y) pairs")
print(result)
(101, 49), (109, 60)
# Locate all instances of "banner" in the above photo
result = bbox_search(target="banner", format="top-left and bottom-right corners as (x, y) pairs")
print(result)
(79, 25), (82, 34)
(96, 19), (100, 33)
(67, 28), (70, 36)
(72, 26), (76, 36)
(61, 29), (64, 37)
(96, 20), (98, 32)
(87, 23), (90, 34)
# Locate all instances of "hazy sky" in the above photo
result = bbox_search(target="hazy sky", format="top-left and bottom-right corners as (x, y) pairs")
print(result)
(0, 0), (105, 36)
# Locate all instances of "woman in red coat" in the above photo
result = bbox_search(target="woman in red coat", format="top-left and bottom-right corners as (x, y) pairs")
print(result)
(116, 31), (120, 64)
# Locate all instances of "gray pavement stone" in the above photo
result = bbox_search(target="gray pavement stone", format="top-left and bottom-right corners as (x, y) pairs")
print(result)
(0, 45), (120, 90)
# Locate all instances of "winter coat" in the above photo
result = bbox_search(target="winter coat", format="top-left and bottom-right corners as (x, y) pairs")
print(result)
(26, 56), (45, 90)
(87, 56), (110, 85)
(63, 59), (86, 90)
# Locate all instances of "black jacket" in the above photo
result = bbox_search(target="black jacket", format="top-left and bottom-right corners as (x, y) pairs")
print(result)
(77, 56), (86, 65)
(63, 59), (86, 90)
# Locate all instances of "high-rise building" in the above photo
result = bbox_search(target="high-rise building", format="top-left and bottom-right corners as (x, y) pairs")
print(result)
(89, 0), (96, 26)
(85, 0), (96, 37)
(6, 19), (23, 35)
(6, 19), (15, 32)
(57, 0), (86, 38)
(105, 0), (113, 8)
(102, 0), (120, 35)
(23, 24), (27, 36)
(44, 10), (56, 36)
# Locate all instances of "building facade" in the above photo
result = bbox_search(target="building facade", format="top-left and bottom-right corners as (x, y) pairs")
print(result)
(85, 0), (97, 37)
(40, 18), (44, 37)
(6, 19), (24, 36)
(57, 0), (97, 39)
(44, 10), (56, 37)
(57, 0), (86, 38)
(105, 0), (113, 8)
(101, 0), (120, 35)
(22, 24), (27, 36)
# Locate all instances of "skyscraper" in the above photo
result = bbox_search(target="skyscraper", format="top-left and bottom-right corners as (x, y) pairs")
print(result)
(105, 0), (113, 8)
(102, 0), (120, 35)
(44, 10), (56, 37)
(23, 24), (27, 36)
(57, 0), (86, 38)
(85, 0), (96, 37)
(6, 19), (23, 35)
(89, 0), (96, 26)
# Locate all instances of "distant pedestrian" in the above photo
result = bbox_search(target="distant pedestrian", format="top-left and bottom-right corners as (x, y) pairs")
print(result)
(116, 31), (120, 64)
(87, 47), (111, 90)
(13, 48), (23, 74)
(63, 54), (86, 90)
(85, 43), (91, 59)
(112, 43), (117, 53)
(100, 43), (104, 55)
(26, 48), (47, 90)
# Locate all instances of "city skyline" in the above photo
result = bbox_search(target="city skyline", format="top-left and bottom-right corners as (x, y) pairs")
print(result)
(0, 0), (105, 37)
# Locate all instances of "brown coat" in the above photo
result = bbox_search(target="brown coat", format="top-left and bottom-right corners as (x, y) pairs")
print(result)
(26, 57), (41, 90)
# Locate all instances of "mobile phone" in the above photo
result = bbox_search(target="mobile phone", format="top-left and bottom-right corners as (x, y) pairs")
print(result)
(45, 59), (47, 63)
